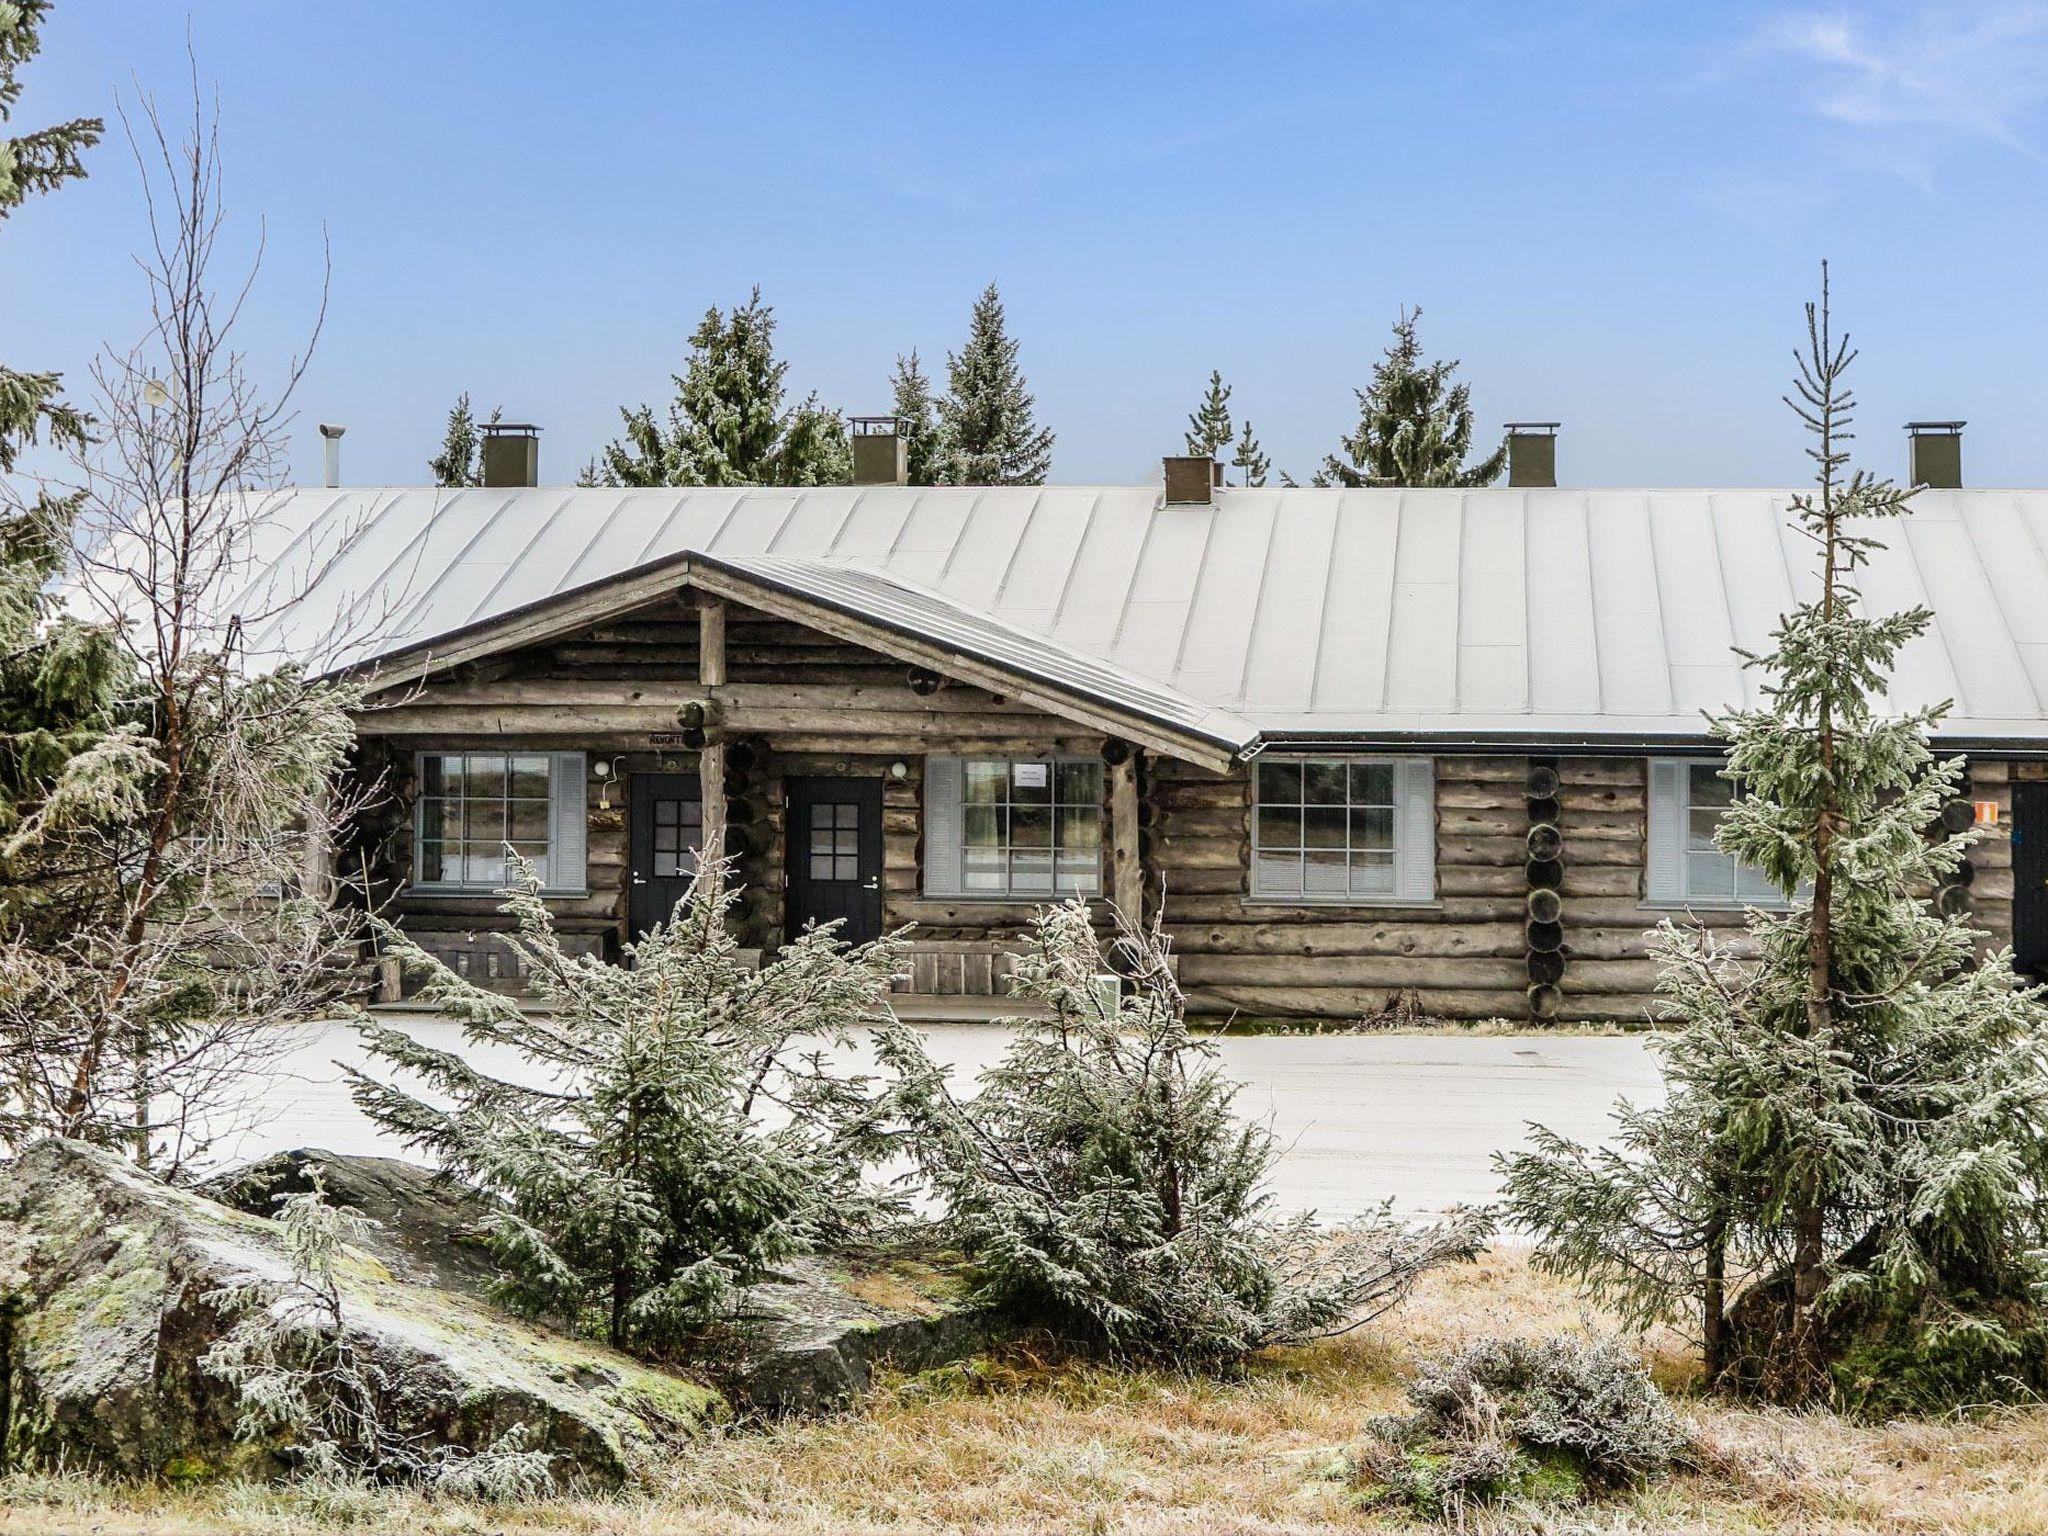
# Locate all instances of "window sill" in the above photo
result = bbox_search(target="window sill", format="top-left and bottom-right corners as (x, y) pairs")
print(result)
(921, 891), (1105, 904)
(1243, 894), (1442, 910)
(1639, 899), (1789, 913)
(408, 886), (590, 900)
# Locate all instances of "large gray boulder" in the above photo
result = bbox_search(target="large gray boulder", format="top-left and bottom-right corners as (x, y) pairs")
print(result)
(0, 1140), (721, 1486)
(206, 1147), (1002, 1420)
(727, 1248), (998, 1416)
(202, 1146), (502, 1294)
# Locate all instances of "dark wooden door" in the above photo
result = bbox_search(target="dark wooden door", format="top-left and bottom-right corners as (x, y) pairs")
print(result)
(628, 773), (701, 938)
(2015, 782), (2048, 980)
(785, 776), (884, 945)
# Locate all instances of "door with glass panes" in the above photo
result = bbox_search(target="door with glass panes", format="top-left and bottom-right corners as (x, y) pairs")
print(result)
(628, 773), (701, 938)
(784, 776), (884, 944)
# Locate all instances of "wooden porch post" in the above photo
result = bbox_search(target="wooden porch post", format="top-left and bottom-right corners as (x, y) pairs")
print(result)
(699, 598), (727, 861)
(1111, 749), (1142, 927)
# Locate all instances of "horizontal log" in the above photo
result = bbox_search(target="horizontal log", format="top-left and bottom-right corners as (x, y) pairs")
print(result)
(1560, 758), (1651, 787)
(1183, 984), (1530, 1022)
(1177, 953), (1531, 987)
(1558, 958), (1665, 993)
(1155, 838), (1245, 871)
(1159, 895), (1523, 924)
(396, 678), (1054, 716)
(1169, 922), (1523, 959)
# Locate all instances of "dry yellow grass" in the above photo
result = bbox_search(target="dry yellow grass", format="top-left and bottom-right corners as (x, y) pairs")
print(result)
(7, 1249), (2048, 1535)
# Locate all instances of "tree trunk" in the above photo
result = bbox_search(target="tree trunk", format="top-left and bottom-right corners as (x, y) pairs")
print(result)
(1702, 1199), (1729, 1385)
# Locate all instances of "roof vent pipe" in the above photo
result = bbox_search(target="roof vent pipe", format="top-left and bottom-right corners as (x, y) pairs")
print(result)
(1504, 422), (1558, 488)
(1906, 421), (1964, 489)
(1162, 455), (1215, 505)
(850, 415), (909, 485)
(481, 422), (542, 488)
(317, 423), (345, 488)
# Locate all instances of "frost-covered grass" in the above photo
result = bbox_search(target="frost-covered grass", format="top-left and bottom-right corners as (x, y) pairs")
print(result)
(6, 1249), (2047, 1535)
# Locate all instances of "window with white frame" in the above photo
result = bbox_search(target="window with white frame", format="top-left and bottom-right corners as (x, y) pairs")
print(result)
(1251, 756), (1436, 903)
(415, 751), (587, 893)
(923, 756), (1103, 897)
(1645, 758), (1783, 906)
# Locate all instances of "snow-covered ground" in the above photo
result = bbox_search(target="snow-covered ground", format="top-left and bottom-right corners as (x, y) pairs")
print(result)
(209, 1020), (1663, 1219)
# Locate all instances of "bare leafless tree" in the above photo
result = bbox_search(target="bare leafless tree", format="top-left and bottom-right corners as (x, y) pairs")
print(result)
(0, 64), (380, 1179)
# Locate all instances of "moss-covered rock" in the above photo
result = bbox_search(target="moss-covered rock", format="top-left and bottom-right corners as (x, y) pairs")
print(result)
(0, 1140), (722, 1486)
(721, 1247), (1000, 1417)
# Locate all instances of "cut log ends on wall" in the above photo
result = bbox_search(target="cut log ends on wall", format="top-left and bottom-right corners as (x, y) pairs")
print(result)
(1524, 756), (1565, 1022)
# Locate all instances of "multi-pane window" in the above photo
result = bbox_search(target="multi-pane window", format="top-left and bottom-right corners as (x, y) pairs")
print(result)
(417, 753), (555, 889)
(1253, 758), (1401, 898)
(1672, 761), (1780, 905)
(956, 758), (1103, 896)
(808, 801), (862, 882)
(652, 794), (702, 878)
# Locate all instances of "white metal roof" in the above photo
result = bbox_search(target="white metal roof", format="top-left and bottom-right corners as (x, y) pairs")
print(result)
(222, 484), (2048, 748)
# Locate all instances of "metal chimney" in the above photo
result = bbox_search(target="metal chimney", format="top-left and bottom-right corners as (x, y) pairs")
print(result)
(1504, 422), (1558, 488)
(1162, 455), (1215, 505)
(1906, 421), (1964, 489)
(318, 423), (345, 488)
(850, 415), (908, 485)
(481, 422), (542, 487)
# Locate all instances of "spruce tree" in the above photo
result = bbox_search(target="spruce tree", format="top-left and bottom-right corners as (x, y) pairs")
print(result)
(1320, 307), (1505, 488)
(1184, 369), (1233, 459)
(877, 901), (1486, 1364)
(426, 392), (500, 487)
(591, 288), (848, 488)
(350, 862), (906, 1354)
(934, 282), (1053, 486)
(1231, 419), (1271, 489)
(889, 350), (939, 486)
(1500, 267), (2048, 1412)
(0, 0), (118, 860)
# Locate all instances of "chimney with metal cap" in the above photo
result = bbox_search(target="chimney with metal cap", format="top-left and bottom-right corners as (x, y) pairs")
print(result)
(1162, 454), (1215, 505)
(850, 415), (908, 485)
(1504, 422), (1558, 488)
(1906, 421), (1964, 489)
(481, 421), (542, 487)
(318, 423), (345, 488)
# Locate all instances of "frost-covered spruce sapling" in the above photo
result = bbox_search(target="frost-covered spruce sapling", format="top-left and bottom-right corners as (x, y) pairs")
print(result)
(348, 858), (907, 1356)
(1354, 1335), (1690, 1520)
(877, 900), (1487, 1364)
(1499, 266), (2048, 1411)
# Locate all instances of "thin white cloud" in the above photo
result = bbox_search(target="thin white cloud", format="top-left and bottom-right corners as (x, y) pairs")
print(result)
(1764, 4), (2048, 151)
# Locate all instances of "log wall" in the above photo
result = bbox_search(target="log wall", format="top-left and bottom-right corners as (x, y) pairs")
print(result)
(350, 597), (1114, 976)
(346, 591), (2032, 1020)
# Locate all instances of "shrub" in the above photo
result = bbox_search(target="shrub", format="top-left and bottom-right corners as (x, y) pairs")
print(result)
(876, 900), (1487, 1365)
(1355, 1335), (1691, 1520)
(348, 859), (906, 1355)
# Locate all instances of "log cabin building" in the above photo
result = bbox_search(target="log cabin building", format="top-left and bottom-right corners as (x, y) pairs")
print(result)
(252, 419), (2048, 1023)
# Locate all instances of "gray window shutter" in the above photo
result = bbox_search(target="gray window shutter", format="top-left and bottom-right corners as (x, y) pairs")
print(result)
(1394, 757), (1437, 903)
(924, 756), (964, 896)
(1645, 759), (1685, 904)
(550, 751), (588, 893)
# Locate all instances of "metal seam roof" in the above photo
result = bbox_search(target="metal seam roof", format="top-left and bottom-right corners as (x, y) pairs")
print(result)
(216, 483), (2048, 746)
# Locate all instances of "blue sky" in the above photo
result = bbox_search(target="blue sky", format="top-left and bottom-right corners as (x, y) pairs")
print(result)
(11, 2), (2048, 489)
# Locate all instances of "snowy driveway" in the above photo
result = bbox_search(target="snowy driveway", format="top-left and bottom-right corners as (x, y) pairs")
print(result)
(209, 1020), (1662, 1220)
